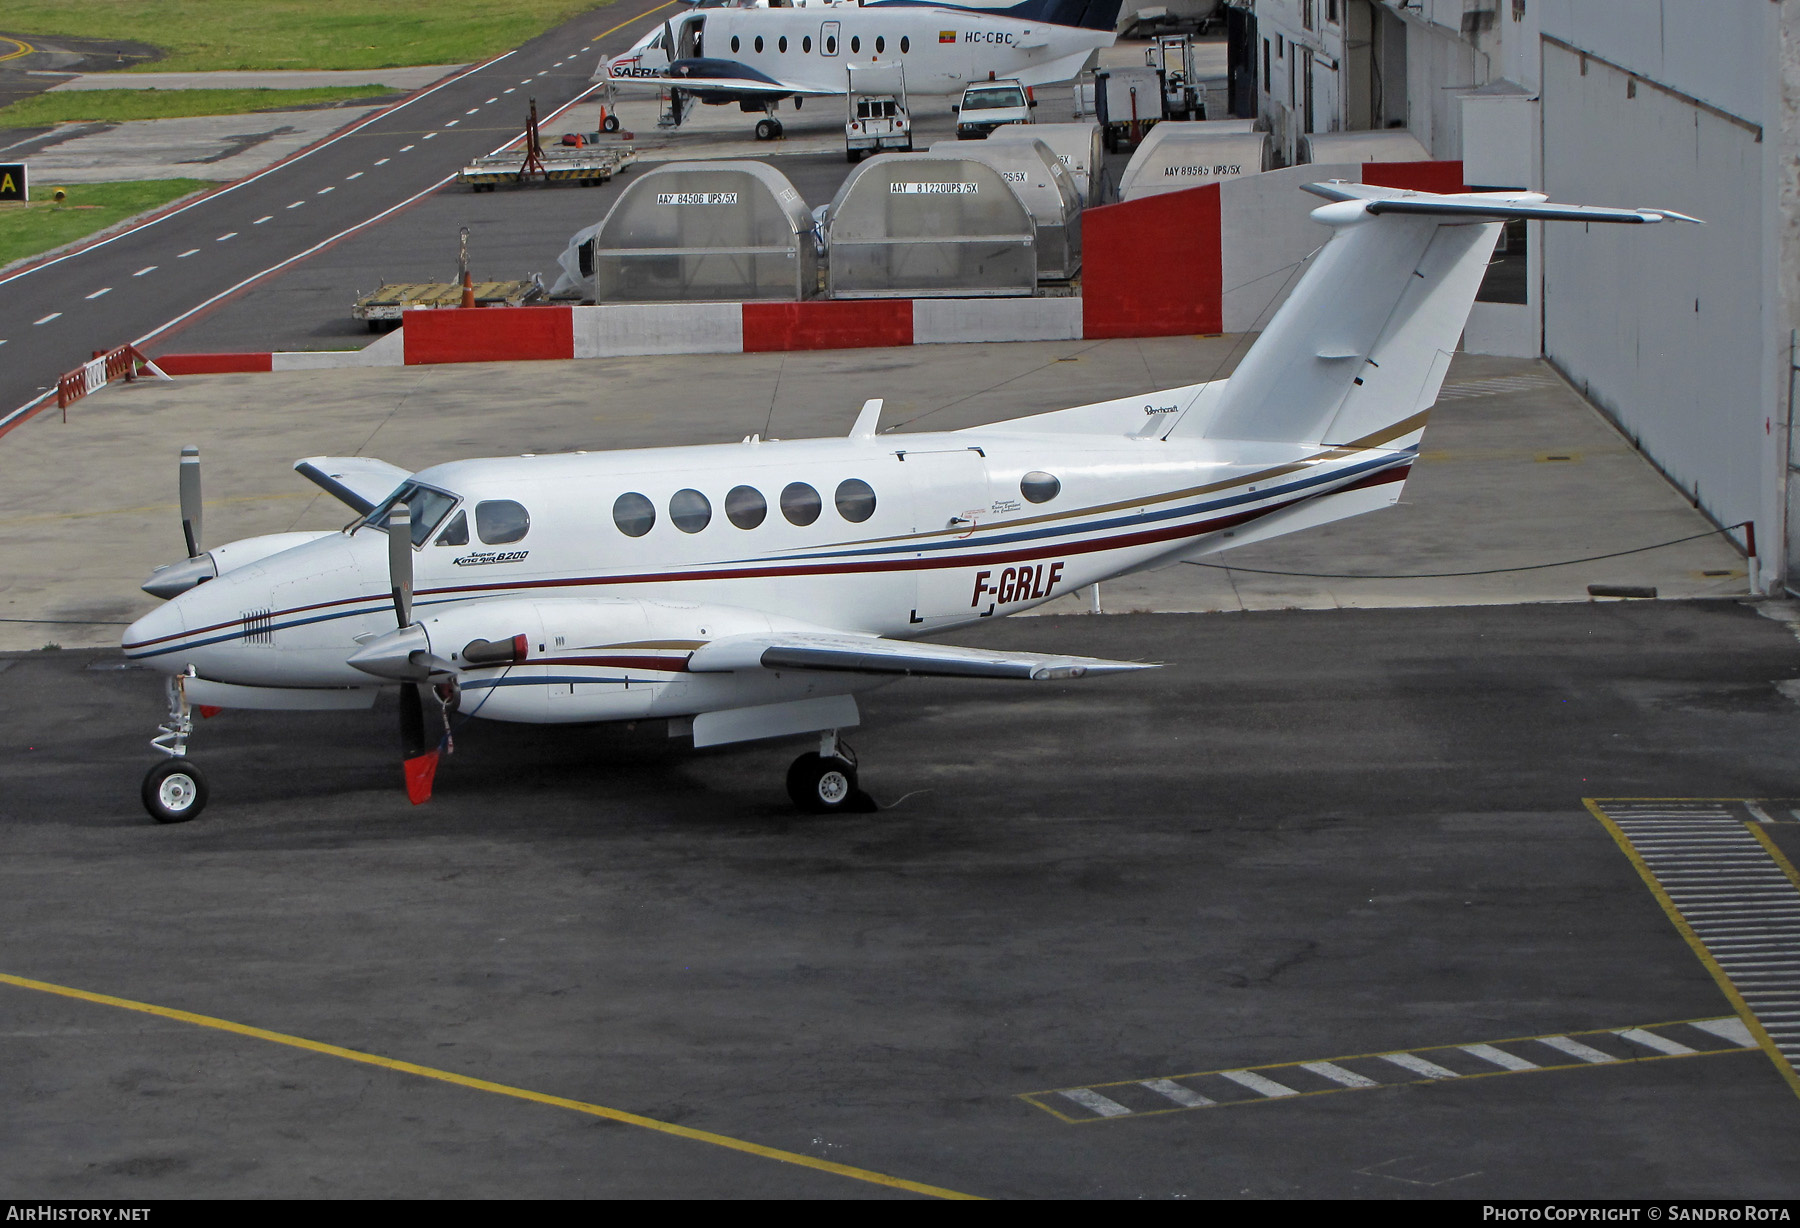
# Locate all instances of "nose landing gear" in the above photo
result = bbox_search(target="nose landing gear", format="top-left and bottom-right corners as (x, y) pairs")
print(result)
(143, 671), (208, 823)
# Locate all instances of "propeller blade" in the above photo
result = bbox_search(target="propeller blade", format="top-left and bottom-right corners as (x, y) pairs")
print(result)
(398, 682), (439, 805)
(388, 503), (413, 628)
(179, 445), (203, 558)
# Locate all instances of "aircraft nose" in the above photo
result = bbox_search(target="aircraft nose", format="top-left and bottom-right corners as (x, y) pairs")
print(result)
(122, 598), (188, 666)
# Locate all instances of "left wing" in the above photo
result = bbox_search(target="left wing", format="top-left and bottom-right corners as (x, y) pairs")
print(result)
(687, 631), (1157, 681)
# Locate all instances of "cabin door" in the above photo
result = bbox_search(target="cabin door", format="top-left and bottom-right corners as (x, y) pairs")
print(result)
(897, 446), (993, 630)
(820, 21), (841, 56)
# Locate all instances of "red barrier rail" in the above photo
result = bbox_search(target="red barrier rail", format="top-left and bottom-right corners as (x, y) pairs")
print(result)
(55, 343), (170, 420)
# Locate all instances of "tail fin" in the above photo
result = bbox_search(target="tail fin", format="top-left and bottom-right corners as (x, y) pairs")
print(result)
(1182, 183), (1699, 448)
(960, 0), (1125, 31)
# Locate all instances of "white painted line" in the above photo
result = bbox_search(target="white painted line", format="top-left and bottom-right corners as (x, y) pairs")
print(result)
(1460, 1043), (1538, 1072)
(216, 232), (237, 241)
(423, 132), (437, 140)
(1218, 1069), (1299, 1097)
(1299, 1061), (1378, 1088)
(286, 201), (304, 209)
(1379, 1053), (1460, 1080)
(316, 186), (334, 195)
(133, 266), (156, 276)
(536, 70), (547, 76)
(486, 97), (498, 104)
(1537, 1035), (1615, 1064)
(33, 313), (59, 325)
(0, 50), (517, 292)
(1690, 1018), (1758, 1047)
(504, 87), (515, 93)
(253, 215), (272, 224)
(520, 78), (533, 84)
(374, 157), (390, 165)
(1616, 1028), (1697, 1056)
(1140, 1078), (1212, 1107)
(445, 120), (459, 127)
(345, 172), (363, 180)
(84, 287), (110, 300)
(0, 340), (6, 346)
(178, 249), (198, 257)
(399, 144), (415, 151)
(466, 108), (480, 115)
(1058, 1088), (1131, 1117)
(130, 172), (458, 353)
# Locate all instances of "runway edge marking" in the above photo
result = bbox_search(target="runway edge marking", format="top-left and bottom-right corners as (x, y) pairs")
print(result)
(0, 970), (981, 1200)
(1585, 797), (1800, 1101)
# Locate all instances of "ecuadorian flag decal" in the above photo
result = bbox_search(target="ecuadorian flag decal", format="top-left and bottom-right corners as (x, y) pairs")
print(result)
(939, 29), (956, 43)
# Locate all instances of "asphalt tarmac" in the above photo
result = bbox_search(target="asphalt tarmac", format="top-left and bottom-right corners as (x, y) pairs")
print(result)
(0, 0), (676, 422)
(3, 601), (1799, 1198)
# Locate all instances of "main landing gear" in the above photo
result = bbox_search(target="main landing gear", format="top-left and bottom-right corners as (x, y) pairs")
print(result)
(754, 116), (784, 141)
(143, 670), (208, 823)
(786, 730), (874, 814)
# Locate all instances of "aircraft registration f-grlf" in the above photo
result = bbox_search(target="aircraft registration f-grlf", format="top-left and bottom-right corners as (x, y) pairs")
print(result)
(121, 183), (1698, 823)
(596, 0), (1122, 139)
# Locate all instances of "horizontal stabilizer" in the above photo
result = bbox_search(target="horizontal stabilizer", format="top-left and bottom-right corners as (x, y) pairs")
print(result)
(1302, 182), (1703, 226)
(294, 456), (412, 515)
(688, 631), (1157, 681)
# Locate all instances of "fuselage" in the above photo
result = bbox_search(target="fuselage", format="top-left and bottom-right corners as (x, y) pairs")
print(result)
(603, 6), (1114, 98)
(121, 396), (1415, 725)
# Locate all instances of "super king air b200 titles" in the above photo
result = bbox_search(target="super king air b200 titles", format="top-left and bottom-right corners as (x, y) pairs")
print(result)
(121, 183), (1699, 823)
(596, 0), (1123, 139)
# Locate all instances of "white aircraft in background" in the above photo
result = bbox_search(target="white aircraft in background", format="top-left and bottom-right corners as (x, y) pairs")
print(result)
(596, 0), (1121, 139)
(122, 183), (1697, 823)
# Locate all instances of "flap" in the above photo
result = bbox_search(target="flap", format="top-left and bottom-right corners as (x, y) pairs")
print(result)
(294, 456), (412, 515)
(687, 631), (1157, 681)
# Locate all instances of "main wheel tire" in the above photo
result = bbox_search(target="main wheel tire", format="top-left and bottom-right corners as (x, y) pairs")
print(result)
(786, 753), (857, 814)
(143, 759), (208, 824)
(602, 114), (621, 133)
(769, 119), (783, 138)
(755, 118), (777, 141)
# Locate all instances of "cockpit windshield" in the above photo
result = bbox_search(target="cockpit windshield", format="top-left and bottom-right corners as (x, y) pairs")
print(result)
(361, 483), (459, 547)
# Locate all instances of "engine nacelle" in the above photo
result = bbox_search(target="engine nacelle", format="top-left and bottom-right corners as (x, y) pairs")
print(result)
(143, 531), (337, 599)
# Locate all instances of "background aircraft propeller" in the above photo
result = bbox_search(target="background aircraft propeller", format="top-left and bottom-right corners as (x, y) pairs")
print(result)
(179, 445), (203, 558)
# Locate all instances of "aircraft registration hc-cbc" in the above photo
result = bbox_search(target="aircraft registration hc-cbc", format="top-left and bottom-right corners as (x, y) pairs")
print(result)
(596, 0), (1123, 139)
(121, 183), (1698, 823)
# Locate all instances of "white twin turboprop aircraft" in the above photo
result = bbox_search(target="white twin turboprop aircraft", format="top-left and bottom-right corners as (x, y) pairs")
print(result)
(122, 183), (1696, 822)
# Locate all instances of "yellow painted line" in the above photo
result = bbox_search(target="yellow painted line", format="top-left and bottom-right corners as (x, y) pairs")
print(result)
(1746, 821), (1800, 892)
(1584, 799), (1800, 1101)
(0, 37), (33, 64)
(1020, 1014), (1754, 1124)
(593, 1), (680, 42)
(0, 970), (981, 1200)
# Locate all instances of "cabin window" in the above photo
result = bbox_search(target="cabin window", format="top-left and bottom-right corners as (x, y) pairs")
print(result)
(1020, 471), (1061, 504)
(781, 481), (822, 526)
(754, 35), (764, 53)
(670, 488), (712, 533)
(731, 35), (741, 52)
(779, 35), (788, 52)
(613, 492), (655, 537)
(435, 511), (469, 546)
(834, 478), (876, 523)
(475, 500), (530, 545)
(803, 35), (812, 52)
(726, 485), (768, 529)
(875, 36), (884, 52)
(850, 35), (860, 53)
(825, 34), (837, 54)
(900, 35), (909, 53)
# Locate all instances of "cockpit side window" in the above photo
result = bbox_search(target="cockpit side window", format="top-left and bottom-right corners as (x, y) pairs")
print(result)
(435, 510), (469, 546)
(365, 483), (458, 547)
(475, 499), (531, 545)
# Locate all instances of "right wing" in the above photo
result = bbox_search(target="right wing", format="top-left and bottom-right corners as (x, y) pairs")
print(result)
(688, 631), (1157, 681)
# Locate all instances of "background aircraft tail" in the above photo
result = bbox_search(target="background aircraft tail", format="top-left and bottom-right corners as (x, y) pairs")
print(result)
(1180, 184), (1698, 449)
(923, 0), (1126, 32)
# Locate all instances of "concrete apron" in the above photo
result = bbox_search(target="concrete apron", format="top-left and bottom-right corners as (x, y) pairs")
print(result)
(0, 339), (1747, 651)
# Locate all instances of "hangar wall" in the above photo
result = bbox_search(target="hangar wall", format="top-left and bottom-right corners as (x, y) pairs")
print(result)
(1537, 1), (1793, 590)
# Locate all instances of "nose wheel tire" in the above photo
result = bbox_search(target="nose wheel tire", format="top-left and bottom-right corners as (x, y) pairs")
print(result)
(143, 759), (208, 824)
(602, 114), (620, 133)
(786, 753), (857, 813)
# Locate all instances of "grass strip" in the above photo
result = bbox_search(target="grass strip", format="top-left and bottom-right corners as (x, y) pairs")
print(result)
(0, 179), (216, 269)
(0, 86), (395, 128)
(0, 1), (603, 73)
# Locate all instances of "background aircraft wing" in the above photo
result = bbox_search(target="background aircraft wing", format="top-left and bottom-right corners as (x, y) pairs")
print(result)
(294, 456), (413, 515)
(687, 631), (1157, 680)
